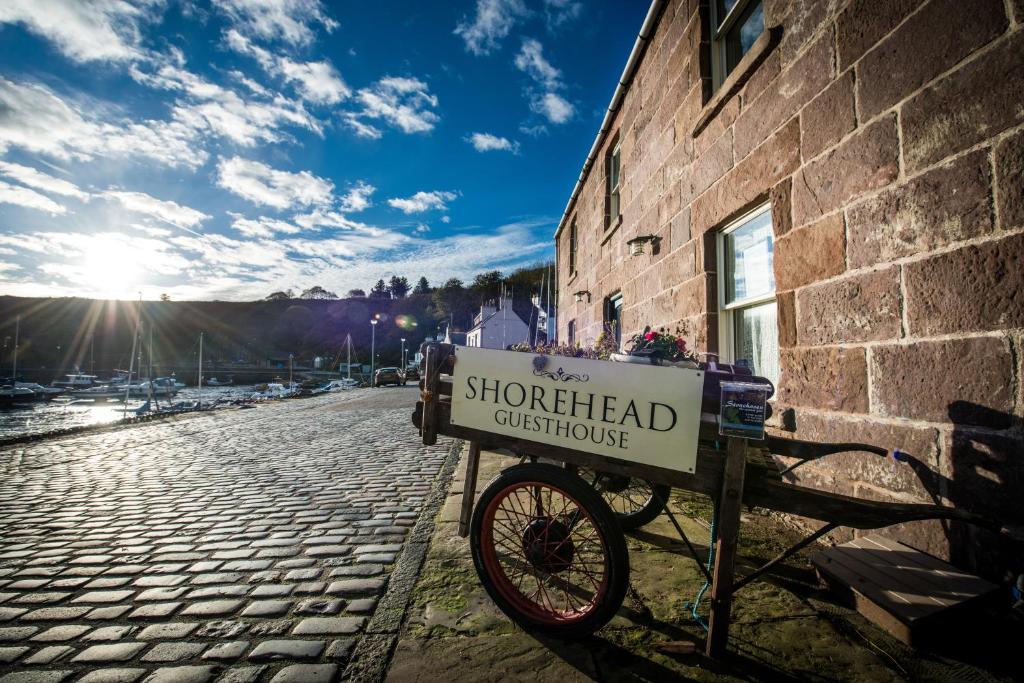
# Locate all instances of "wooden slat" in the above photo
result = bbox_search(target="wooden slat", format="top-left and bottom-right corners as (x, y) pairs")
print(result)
(843, 536), (995, 598)
(812, 551), (938, 623)
(706, 436), (748, 659)
(458, 442), (481, 538)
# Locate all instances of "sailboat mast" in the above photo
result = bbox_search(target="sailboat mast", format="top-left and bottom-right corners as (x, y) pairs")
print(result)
(123, 299), (141, 415)
(90, 334), (94, 374)
(346, 334), (351, 381)
(197, 332), (203, 408)
(147, 326), (155, 407)
(11, 315), (19, 379)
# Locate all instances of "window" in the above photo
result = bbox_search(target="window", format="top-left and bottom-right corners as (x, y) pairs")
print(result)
(604, 292), (623, 349)
(568, 218), (578, 275)
(567, 319), (576, 347)
(605, 140), (621, 230)
(710, 0), (765, 89)
(717, 205), (779, 385)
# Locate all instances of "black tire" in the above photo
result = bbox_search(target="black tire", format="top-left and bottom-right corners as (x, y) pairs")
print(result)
(575, 468), (670, 531)
(470, 463), (629, 638)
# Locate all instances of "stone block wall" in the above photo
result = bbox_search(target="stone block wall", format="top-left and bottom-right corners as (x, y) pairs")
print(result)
(555, 0), (1023, 576)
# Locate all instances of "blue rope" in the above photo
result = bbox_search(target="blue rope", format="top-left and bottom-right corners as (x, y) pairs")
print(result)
(684, 440), (721, 631)
(685, 506), (718, 631)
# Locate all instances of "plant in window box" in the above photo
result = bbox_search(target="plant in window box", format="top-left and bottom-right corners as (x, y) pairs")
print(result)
(610, 326), (700, 368)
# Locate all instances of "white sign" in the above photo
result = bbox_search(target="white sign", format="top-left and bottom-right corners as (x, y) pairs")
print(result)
(450, 347), (705, 473)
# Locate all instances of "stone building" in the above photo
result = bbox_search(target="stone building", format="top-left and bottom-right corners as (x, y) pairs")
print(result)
(554, 0), (1023, 575)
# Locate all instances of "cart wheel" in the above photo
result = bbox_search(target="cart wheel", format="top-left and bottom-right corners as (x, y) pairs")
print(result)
(577, 468), (670, 530)
(470, 463), (629, 638)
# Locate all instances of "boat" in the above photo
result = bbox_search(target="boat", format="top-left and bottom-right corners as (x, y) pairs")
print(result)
(51, 372), (100, 389)
(205, 377), (233, 386)
(0, 384), (37, 407)
(311, 378), (359, 394)
(69, 377), (182, 400)
(14, 382), (64, 400)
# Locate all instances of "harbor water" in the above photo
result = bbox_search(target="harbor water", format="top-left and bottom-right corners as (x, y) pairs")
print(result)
(0, 385), (258, 441)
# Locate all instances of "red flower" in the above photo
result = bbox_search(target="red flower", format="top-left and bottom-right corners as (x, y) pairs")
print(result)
(644, 331), (655, 341)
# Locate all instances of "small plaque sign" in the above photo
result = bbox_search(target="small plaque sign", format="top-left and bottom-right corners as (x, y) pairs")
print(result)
(719, 381), (769, 440)
(450, 346), (705, 473)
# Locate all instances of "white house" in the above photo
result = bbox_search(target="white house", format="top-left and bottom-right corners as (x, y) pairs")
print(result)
(465, 296), (546, 349)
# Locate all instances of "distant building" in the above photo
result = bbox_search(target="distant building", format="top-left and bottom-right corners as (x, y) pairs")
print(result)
(554, 0), (1023, 576)
(465, 296), (548, 349)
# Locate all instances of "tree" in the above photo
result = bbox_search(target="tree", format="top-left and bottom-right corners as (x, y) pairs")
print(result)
(369, 279), (389, 299)
(300, 285), (338, 300)
(471, 270), (503, 303)
(412, 277), (431, 295)
(432, 278), (474, 328)
(388, 276), (410, 299)
(347, 288), (366, 298)
(265, 290), (294, 301)
(159, 293), (171, 302)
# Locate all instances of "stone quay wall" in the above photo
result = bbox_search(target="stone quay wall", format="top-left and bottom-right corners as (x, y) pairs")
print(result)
(555, 0), (1024, 575)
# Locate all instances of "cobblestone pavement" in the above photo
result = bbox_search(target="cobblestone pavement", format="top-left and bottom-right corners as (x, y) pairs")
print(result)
(0, 387), (451, 683)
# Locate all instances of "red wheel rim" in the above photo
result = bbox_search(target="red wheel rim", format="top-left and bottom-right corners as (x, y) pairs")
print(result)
(480, 480), (611, 626)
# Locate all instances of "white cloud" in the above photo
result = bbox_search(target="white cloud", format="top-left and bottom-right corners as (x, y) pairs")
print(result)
(514, 38), (574, 124)
(0, 161), (90, 201)
(102, 190), (211, 231)
(340, 182), (375, 212)
(346, 76), (440, 137)
(0, 77), (206, 168)
(542, 0), (582, 29)
(467, 132), (519, 153)
(217, 156), (335, 210)
(514, 38), (561, 89)
(225, 29), (350, 105)
(0, 179), (67, 214)
(455, 0), (528, 55)
(531, 91), (574, 124)
(519, 123), (548, 137)
(227, 212), (302, 238)
(0, 0), (164, 63)
(217, 0), (337, 46)
(131, 64), (322, 147)
(387, 190), (458, 214)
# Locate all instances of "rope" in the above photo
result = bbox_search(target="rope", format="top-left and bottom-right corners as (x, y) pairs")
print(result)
(682, 438), (720, 631)
(684, 505), (718, 631)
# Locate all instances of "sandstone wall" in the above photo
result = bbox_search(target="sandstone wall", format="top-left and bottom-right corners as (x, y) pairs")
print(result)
(556, 0), (1024, 576)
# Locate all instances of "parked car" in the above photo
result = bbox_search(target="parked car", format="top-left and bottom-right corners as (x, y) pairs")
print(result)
(374, 367), (405, 387)
(404, 366), (420, 382)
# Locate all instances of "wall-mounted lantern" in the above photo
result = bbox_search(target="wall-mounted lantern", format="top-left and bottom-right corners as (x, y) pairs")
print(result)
(573, 290), (592, 303)
(626, 234), (659, 257)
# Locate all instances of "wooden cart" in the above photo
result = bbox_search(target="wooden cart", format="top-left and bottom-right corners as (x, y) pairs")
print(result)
(412, 343), (1015, 657)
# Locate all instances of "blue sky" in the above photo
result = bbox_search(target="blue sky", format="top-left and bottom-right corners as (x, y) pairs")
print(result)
(0, 0), (647, 301)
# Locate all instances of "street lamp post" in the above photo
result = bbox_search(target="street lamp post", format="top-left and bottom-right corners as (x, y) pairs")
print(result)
(370, 319), (378, 386)
(400, 338), (406, 371)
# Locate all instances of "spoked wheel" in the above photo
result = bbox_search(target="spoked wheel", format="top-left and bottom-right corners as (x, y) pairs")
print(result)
(470, 463), (629, 638)
(575, 468), (670, 530)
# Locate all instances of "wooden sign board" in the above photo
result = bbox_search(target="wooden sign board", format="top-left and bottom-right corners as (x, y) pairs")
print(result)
(450, 346), (704, 473)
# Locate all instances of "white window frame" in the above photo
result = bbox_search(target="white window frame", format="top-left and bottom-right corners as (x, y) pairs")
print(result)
(716, 204), (775, 368)
(710, 0), (764, 90)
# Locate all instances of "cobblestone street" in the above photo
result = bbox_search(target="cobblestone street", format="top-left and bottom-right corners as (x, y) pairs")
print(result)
(0, 388), (453, 683)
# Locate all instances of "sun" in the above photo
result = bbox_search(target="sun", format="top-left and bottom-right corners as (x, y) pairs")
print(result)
(82, 234), (145, 300)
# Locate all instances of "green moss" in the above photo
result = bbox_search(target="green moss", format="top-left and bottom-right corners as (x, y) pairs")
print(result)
(411, 559), (475, 614)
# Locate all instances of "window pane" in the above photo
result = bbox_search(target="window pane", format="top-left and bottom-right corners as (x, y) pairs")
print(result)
(609, 190), (619, 220)
(725, 1), (764, 71)
(733, 301), (779, 385)
(610, 148), (620, 190)
(724, 209), (774, 304)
